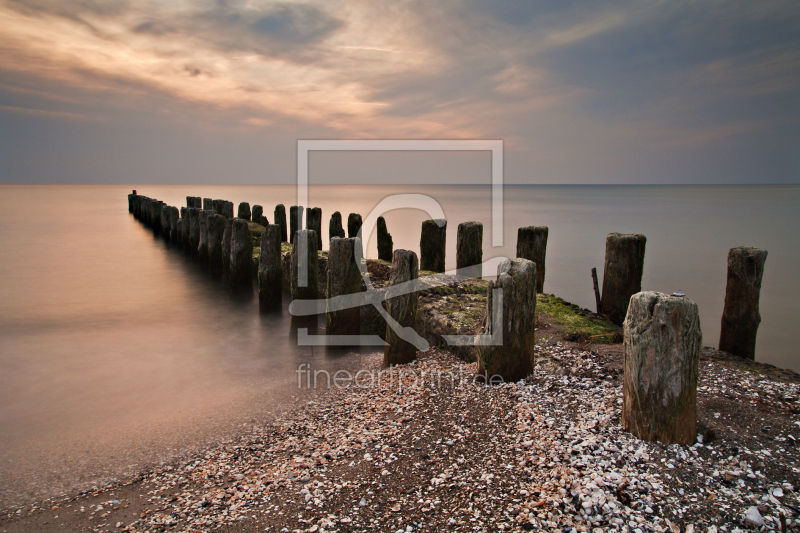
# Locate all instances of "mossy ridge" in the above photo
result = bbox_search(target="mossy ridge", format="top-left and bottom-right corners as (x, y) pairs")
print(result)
(536, 294), (620, 343)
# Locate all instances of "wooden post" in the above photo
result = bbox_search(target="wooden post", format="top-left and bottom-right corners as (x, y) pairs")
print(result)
(252, 205), (263, 224)
(329, 211), (345, 240)
(229, 219), (254, 298)
(456, 221), (483, 278)
(290, 206), (304, 244)
(203, 198), (212, 210)
(420, 219), (446, 273)
(274, 204), (288, 243)
(719, 247), (768, 360)
(516, 226), (548, 293)
(327, 237), (362, 335)
(160, 204), (171, 240)
(591, 267), (602, 314)
(169, 206), (180, 244)
(237, 202), (251, 221)
(222, 201), (234, 219)
(208, 214), (226, 276)
(600, 232), (646, 325)
(258, 224), (283, 309)
(221, 218), (232, 278)
(187, 208), (200, 256)
(622, 291), (701, 445)
(347, 213), (362, 238)
(198, 210), (211, 262)
(383, 249), (419, 367)
(291, 229), (319, 300)
(477, 258), (537, 382)
(306, 207), (322, 250)
(377, 216), (393, 262)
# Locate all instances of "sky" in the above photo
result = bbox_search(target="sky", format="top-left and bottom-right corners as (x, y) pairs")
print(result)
(0, 0), (798, 185)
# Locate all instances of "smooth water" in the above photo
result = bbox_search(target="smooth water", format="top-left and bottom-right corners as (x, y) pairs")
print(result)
(0, 184), (797, 507)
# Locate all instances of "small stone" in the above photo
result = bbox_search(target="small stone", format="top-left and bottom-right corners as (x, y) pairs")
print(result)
(744, 506), (764, 526)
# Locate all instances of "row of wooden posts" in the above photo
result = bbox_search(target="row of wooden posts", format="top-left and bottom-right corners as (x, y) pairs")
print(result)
(129, 191), (767, 446)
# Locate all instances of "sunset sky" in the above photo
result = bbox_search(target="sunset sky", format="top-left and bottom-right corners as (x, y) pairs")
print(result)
(0, 0), (798, 184)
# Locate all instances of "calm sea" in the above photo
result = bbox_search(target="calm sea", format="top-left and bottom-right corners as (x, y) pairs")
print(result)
(0, 183), (798, 507)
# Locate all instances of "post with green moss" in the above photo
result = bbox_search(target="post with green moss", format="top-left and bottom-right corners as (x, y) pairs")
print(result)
(229, 219), (253, 298)
(347, 213), (362, 238)
(327, 237), (362, 335)
(456, 221), (482, 278)
(291, 229), (319, 300)
(307, 207), (322, 250)
(258, 224), (283, 309)
(290, 206), (304, 244)
(275, 204), (288, 243)
(383, 249), (419, 367)
(208, 214), (226, 276)
(600, 233), (646, 325)
(198, 210), (211, 262)
(377, 217), (393, 262)
(329, 211), (345, 241)
(238, 202), (251, 221)
(516, 226), (548, 293)
(477, 258), (536, 382)
(420, 219), (446, 273)
(719, 246), (768, 360)
(622, 291), (701, 445)
(252, 205), (263, 224)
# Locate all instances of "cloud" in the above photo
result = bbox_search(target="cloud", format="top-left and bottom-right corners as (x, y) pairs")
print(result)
(0, 104), (85, 120)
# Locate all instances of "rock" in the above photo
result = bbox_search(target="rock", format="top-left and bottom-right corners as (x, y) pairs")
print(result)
(622, 291), (701, 445)
(306, 207), (322, 250)
(229, 219), (254, 298)
(327, 237), (363, 335)
(377, 216), (393, 262)
(600, 233), (646, 325)
(291, 229), (319, 300)
(258, 224), (283, 309)
(203, 198), (212, 210)
(383, 249), (419, 367)
(420, 219), (446, 273)
(719, 246), (768, 360)
(274, 204), (288, 243)
(329, 211), (346, 241)
(208, 214), (226, 276)
(516, 226), (548, 293)
(252, 205), (263, 224)
(476, 258), (537, 382)
(237, 202), (251, 221)
(456, 222), (483, 278)
(290, 206), (304, 244)
(744, 506), (764, 527)
(348, 213), (362, 238)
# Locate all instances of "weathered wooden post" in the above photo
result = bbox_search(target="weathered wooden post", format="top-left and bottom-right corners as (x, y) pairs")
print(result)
(516, 226), (548, 293)
(252, 205), (263, 224)
(189, 197), (201, 209)
(275, 204), (288, 243)
(377, 216), (393, 262)
(329, 211), (345, 240)
(212, 199), (224, 215)
(476, 258), (537, 382)
(150, 200), (164, 232)
(188, 208), (200, 255)
(221, 218), (232, 277)
(180, 208), (189, 251)
(238, 202), (251, 221)
(222, 201), (234, 219)
(208, 214), (226, 276)
(601, 233), (647, 325)
(291, 229), (319, 300)
(186, 196), (194, 208)
(456, 221), (483, 278)
(169, 206), (180, 244)
(203, 198), (212, 210)
(258, 224), (283, 309)
(719, 247), (768, 360)
(160, 205), (171, 240)
(327, 237), (362, 335)
(347, 213), (362, 238)
(198, 210), (211, 261)
(259, 215), (269, 227)
(290, 206), (304, 244)
(420, 219), (446, 273)
(128, 192), (136, 213)
(306, 207), (322, 250)
(383, 249), (419, 367)
(622, 291), (701, 445)
(229, 219), (253, 297)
